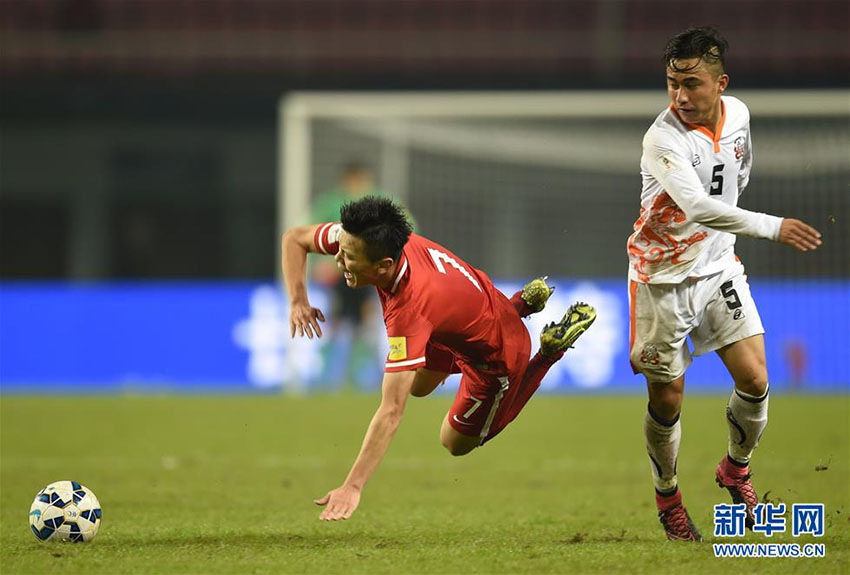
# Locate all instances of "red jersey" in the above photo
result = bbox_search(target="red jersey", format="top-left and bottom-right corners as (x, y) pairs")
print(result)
(313, 223), (530, 377)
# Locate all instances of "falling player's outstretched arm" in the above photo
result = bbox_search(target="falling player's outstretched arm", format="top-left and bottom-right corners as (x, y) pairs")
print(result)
(314, 369), (416, 520)
(282, 224), (327, 339)
(644, 134), (821, 251)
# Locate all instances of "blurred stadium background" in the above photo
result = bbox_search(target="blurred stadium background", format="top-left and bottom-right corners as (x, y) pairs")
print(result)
(1, 0), (848, 394)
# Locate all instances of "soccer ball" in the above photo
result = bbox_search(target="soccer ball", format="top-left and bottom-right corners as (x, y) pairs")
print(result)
(29, 481), (102, 542)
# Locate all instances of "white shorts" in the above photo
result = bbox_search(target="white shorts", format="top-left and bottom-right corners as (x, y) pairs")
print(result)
(628, 263), (764, 383)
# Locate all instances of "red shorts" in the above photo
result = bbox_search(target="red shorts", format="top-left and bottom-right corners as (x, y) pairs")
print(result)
(426, 322), (531, 443)
(447, 367), (524, 442)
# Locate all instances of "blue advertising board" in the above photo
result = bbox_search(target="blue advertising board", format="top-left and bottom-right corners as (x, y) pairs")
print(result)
(1, 280), (847, 393)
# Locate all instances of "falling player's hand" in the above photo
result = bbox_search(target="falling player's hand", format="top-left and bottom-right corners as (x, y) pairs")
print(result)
(777, 219), (822, 252)
(314, 485), (361, 521)
(289, 301), (325, 339)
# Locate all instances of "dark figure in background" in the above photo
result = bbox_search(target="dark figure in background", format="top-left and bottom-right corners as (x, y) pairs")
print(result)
(310, 163), (396, 389)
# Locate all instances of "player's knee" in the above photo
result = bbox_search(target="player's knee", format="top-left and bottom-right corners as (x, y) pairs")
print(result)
(440, 429), (477, 456)
(441, 439), (475, 457)
(647, 380), (683, 421)
(734, 367), (769, 397)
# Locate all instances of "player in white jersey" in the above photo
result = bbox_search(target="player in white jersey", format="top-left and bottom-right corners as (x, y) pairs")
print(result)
(626, 27), (822, 542)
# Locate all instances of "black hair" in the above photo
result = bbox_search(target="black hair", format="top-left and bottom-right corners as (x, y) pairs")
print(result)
(340, 195), (413, 262)
(664, 27), (728, 74)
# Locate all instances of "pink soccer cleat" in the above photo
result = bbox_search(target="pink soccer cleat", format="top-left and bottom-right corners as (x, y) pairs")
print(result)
(656, 490), (703, 542)
(716, 455), (759, 529)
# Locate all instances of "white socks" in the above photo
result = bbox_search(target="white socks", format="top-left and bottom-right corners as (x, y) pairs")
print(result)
(645, 405), (681, 494)
(646, 384), (768, 494)
(726, 385), (769, 464)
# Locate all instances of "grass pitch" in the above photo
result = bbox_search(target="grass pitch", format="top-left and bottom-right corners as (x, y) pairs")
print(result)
(1, 394), (847, 574)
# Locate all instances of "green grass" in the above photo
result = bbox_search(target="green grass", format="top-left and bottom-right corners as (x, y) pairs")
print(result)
(1, 394), (848, 574)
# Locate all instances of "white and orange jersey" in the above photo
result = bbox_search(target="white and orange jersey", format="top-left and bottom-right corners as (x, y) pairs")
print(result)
(627, 95), (783, 284)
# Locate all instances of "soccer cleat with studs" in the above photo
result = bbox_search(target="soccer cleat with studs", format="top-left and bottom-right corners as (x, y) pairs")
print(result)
(656, 490), (703, 542)
(540, 302), (596, 356)
(659, 501), (704, 542)
(715, 456), (759, 529)
(521, 276), (555, 314)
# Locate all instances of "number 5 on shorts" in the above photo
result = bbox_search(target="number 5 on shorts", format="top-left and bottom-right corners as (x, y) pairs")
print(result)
(720, 280), (742, 310)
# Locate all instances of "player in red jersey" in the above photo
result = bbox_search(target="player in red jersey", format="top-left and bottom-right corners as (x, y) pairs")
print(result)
(282, 196), (596, 521)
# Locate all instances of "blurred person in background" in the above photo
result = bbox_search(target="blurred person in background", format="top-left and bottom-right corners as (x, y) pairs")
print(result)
(626, 27), (823, 542)
(283, 196), (596, 521)
(310, 163), (394, 390)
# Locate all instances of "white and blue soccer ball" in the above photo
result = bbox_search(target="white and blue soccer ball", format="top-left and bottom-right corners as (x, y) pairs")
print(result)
(29, 481), (102, 542)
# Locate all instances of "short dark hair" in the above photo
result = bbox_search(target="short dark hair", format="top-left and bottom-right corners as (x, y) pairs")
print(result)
(664, 27), (728, 74)
(340, 196), (413, 262)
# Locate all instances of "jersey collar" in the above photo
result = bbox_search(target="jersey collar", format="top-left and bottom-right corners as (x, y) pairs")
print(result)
(669, 99), (726, 153)
(388, 252), (409, 294)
